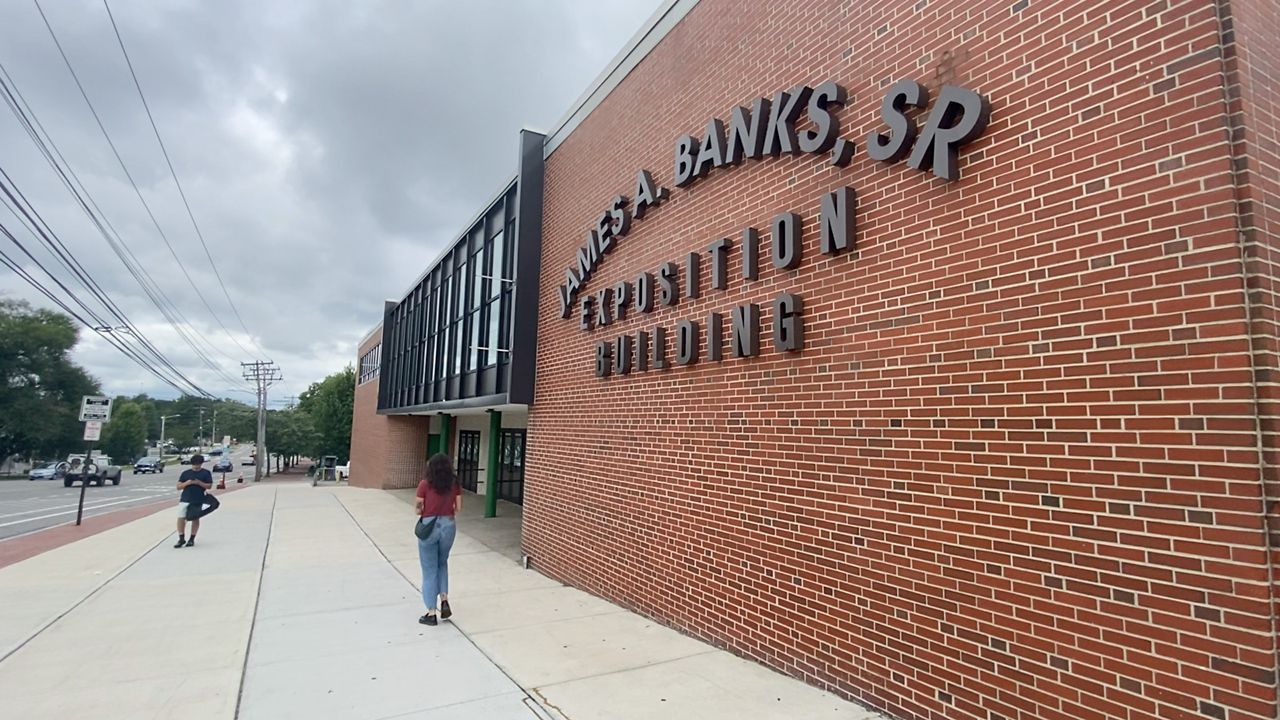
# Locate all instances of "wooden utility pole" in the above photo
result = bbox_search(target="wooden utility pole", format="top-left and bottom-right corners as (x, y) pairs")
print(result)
(241, 361), (282, 482)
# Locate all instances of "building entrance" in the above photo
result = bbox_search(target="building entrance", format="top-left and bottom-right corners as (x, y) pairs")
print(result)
(497, 429), (525, 505)
(457, 430), (481, 492)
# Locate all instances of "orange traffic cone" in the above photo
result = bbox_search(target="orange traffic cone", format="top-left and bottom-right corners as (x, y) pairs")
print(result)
(217, 475), (226, 490)
(237, 472), (244, 484)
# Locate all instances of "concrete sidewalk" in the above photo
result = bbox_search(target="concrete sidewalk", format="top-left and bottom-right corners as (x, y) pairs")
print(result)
(0, 483), (885, 719)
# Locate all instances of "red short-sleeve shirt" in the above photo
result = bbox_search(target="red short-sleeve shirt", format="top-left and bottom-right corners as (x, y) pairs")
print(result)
(416, 479), (460, 517)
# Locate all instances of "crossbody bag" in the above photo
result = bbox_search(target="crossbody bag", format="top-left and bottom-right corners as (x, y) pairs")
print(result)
(414, 514), (438, 540)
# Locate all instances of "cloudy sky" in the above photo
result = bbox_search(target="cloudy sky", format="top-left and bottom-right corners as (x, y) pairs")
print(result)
(0, 0), (662, 405)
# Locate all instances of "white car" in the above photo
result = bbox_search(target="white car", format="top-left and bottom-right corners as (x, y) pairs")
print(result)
(28, 462), (62, 480)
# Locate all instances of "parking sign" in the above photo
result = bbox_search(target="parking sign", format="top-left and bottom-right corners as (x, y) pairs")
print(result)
(79, 395), (112, 422)
(83, 420), (102, 441)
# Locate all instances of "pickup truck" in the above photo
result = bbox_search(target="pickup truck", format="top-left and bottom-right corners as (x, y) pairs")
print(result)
(63, 458), (124, 487)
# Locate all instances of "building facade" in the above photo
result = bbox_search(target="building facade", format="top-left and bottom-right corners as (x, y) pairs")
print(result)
(350, 130), (542, 503)
(352, 1), (1279, 718)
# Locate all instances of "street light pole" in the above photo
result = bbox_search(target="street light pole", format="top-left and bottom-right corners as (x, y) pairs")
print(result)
(212, 408), (218, 448)
(160, 414), (180, 455)
(198, 407), (205, 450)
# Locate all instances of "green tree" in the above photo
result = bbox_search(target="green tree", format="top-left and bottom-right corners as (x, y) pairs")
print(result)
(217, 403), (257, 444)
(297, 365), (354, 463)
(100, 402), (146, 462)
(266, 408), (315, 469)
(0, 300), (101, 462)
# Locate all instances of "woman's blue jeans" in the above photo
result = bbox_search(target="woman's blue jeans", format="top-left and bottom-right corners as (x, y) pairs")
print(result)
(417, 516), (456, 611)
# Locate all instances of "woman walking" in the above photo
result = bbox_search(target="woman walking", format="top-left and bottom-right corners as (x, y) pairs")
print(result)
(416, 453), (461, 625)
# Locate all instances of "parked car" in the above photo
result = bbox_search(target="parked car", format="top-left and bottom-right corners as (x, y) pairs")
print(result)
(64, 458), (123, 487)
(28, 461), (63, 481)
(133, 457), (165, 474)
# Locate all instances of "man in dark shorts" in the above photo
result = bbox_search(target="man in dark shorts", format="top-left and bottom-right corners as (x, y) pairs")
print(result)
(175, 455), (218, 548)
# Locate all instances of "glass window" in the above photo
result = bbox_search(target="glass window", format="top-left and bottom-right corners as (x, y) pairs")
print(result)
(440, 275), (452, 326)
(499, 288), (513, 350)
(470, 245), (484, 308)
(490, 230), (505, 297)
(468, 308), (481, 371)
(486, 299), (500, 357)
(454, 257), (467, 321)
(503, 219), (516, 280)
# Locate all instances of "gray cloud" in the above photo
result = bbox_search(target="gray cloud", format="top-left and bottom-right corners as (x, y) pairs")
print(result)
(0, 0), (662, 401)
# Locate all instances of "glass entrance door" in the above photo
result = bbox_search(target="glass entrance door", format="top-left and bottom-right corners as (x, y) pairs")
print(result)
(457, 430), (481, 492)
(497, 429), (525, 505)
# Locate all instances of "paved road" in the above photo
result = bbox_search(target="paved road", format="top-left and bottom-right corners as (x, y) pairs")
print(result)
(0, 446), (255, 541)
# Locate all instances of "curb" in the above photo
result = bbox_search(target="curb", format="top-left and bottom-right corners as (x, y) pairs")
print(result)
(0, 484), (249, 570)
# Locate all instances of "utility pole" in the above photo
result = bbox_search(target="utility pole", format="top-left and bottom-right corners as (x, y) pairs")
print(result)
(242, 361), (282, 482)
(212, 408), (218, 447)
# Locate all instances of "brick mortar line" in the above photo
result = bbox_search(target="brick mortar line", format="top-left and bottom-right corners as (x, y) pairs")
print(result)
(1211, 0), (1280, 707)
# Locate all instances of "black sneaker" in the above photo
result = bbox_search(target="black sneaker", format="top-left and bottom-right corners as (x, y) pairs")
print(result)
(418, 614), (438, 626)
(440, 600), (452, 620)
(174, 538), (186, 548)
(185, 538), (196, 547)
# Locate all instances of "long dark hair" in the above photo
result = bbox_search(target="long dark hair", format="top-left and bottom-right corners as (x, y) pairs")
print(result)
(426, 453), (456, 495)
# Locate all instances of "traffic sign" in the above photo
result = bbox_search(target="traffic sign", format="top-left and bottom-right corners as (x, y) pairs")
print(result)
(79, 395), (112, 422)
(83, 420), (102, 442)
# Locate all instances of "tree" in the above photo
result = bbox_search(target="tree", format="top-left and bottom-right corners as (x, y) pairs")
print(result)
(0, 300), (101, 462)
(266, 409), (315, 469)
(297, 365), (354, 463)
(101, 402), (146, 462)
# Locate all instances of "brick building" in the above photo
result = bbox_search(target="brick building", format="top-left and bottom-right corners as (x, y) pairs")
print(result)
(352, 0), (1278, 717)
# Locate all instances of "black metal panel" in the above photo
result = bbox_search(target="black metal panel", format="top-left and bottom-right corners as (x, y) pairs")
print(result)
(377, 129), (543, 415)
(508, 129), (546, 406)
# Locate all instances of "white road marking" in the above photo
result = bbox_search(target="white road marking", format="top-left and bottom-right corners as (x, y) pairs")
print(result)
(0, 495), (172, 528)
(0, 490), (171, 520)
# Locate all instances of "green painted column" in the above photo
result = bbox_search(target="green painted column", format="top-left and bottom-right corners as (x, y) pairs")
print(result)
(438, 414), (452, 457)
(485, 410), (501, 518)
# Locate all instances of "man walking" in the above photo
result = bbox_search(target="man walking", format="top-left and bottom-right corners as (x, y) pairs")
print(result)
(175, 455), (218, 548)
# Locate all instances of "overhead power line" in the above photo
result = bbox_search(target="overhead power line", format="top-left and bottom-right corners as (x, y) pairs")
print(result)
(0, 177), (215, 396)
(102, 0), (268, 360)
(0, 220), (214, 398)
(33, 0), (261, 362)
(0, 69), (250, 391)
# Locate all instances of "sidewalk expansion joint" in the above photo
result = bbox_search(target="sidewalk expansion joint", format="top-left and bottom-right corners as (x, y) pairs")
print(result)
(232, 486), (278, 719)
(0, 523), (173, 666)
(532, 648), (721, 692)
(330, 489), (563, 720)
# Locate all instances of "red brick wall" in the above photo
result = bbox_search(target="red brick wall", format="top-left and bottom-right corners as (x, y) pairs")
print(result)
(350, 327), (432, 490)
(525, 1), (1279, 719)
(1229, 0), (1280, 694)
(350, 326), (387, 489)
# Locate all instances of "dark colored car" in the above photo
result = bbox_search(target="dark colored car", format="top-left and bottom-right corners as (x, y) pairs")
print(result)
(133, 457), (165, 474)
(212, 457), (233, 473)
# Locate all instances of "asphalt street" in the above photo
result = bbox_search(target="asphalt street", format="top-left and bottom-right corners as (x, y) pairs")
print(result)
(0, 446), (255, 541)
